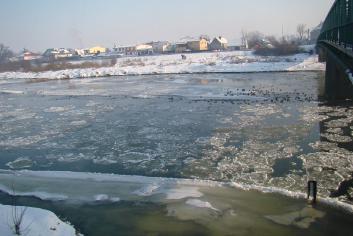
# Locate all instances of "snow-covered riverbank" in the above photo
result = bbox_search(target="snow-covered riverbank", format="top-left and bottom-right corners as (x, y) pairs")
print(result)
(0, 204), (80, 236)
(0, 51), (324, 80)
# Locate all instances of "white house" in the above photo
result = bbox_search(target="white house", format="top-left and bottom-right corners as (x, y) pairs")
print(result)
(135, 44), (153, 56)
(22, 51), (42, 61)
(113, 45), (137, 56)
(147, 41), (172, 54)
(43, 48), (74, 60)
(209, 36), (228, 51)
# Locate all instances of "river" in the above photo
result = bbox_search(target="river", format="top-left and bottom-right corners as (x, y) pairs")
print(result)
(0, 72), (353, 235)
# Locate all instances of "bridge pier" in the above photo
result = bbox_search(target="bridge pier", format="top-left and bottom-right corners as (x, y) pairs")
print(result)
(318, 44), (353, 100)
(317, 46), (327, 63)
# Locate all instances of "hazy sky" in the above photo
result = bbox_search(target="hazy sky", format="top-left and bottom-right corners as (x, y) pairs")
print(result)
(0, 0), (335, 52)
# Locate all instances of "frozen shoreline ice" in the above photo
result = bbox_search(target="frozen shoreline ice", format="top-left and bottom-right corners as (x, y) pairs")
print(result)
(0, 169), (353, 214)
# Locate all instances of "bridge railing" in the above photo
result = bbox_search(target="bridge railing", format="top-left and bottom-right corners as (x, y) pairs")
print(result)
(318, 0), (353, 50)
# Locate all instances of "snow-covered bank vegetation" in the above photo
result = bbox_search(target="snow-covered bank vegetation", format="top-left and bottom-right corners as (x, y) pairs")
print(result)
(0, 204), (80, 236)
(0, 51), (324, 81)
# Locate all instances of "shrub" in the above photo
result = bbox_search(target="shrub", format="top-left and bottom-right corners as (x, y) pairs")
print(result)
(0, 60), (107, 73)
(254, 41), (303, 56)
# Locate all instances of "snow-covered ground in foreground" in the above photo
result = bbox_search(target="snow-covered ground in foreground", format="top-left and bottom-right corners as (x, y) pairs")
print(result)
(0, 204), (79, 236)
(0, 51), (325, 80)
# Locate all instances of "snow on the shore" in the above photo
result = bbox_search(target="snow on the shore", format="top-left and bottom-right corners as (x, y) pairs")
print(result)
(0, 51), (325, 81)
(0, 204), (79, 236)
(287, 55), (325, 71)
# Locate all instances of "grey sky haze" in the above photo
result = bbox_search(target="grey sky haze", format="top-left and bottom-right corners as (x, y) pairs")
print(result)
(0, 0), (335, 52)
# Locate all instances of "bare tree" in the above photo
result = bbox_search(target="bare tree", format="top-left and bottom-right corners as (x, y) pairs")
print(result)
(265, 35), (278, 45)
(6, 183), (30, 235)
(241, 29), (248, 48)
(297, 24), (307, 42)
(0, 44), (14, 64)
(247, 31), (264, 49)
(11, 205), (27, 235)
(199, 34), (210, 42)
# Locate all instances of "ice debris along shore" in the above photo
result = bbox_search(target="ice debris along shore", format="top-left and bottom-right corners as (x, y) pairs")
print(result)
(0, 51), (324, 80)
(1, 170), (353, 214)
(0, 204), (80, 236)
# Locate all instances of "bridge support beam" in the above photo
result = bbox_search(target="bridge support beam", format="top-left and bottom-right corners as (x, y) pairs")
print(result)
(324, 49), (353, 100)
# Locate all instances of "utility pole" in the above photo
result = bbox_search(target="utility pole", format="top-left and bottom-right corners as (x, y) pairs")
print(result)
(281, 25), (284, 42)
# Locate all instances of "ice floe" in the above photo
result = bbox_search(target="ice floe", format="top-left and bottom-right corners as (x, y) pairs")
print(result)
(94, 194), (120, 202)
(133, 184), (160, 197)
(185, 199), (219, 211)
(266, 207), (325, 229)
(6, 158), (35, 169)
(321, 133), (352, 143)
(0, 135), (48, 148)
(164, 187), (204, 200)
(70, 120), (88, 126)
(45, 106), (74, 113)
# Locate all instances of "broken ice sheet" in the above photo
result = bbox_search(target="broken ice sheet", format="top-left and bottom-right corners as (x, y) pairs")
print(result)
(300, 106), (329, 123)
(324, 117), (353, 128)
(240, 103), (282, 117)
(309, 141), (338, 152)
(300, 149), (353, 196)
(325, 128), (344, 135)
(0, 135), (48, 148)
(321, 133), (352, 143)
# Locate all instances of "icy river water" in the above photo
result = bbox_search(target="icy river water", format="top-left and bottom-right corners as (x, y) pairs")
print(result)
(1, 72), (353, 235)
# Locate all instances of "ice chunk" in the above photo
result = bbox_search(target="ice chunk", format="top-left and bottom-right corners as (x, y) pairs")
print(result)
(266, 207), (325, 229)
(45, 106), (74, 113)
(92, 158), (118, 165)
(70, 120), (88, 126)
(164, 187), (203, 200)
(133, 183), (160, 196)
(326, 128), (344, 135)
(0, 135), (48, 147)
(321, 133), (352, 143)
(94, 194), (120, 202)
(185, 199), (219, 211)
(6, 157), (34, 169)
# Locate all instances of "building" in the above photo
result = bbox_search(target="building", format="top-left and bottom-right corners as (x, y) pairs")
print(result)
(43, 48), (75, 60)
(74, 49), (90, 57)
(187, 39), (208, 52)
(113, 45), (137, 56)
(175, 42), (188, 53)
(209, 36), (228, 51)
(22, 51), (42, 61)
(146, 41), (172, 54)
(135, 44), (153, 56)
(228, 45), (241, 51)
(89, 46), (107, 55)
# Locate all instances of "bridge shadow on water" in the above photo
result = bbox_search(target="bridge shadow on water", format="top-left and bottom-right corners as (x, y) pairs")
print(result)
(319, 98), (353, 202)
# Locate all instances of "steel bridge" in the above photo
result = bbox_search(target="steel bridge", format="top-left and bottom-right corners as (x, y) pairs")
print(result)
(317, 0), (353, 100)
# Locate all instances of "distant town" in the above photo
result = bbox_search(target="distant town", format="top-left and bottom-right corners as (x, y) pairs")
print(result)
(19, 36), (231, 63)
(0, 22), (323, 76)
